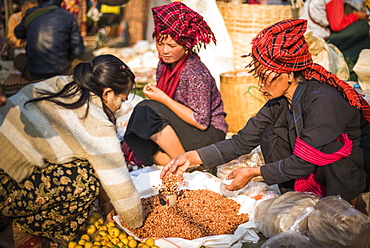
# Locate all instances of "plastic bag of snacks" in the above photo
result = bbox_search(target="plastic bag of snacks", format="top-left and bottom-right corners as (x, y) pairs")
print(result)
(254, 191), (321, 238)
(260, 207), (316, 248)
(307, 195), (370, 248)
(217, 146), (265, 181)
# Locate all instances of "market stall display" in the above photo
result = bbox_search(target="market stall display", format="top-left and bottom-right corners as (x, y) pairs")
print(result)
(123, 189), (250, 240)
(114, 170), (275, 248)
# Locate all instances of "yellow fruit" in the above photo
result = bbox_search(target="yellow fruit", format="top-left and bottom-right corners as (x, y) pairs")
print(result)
(116, 242), (124, 248)
(152, 246), (160, 248)
(111, 238), (120, 245)
(144, 238), (155, 247)
(93, 234), (102, 242)
(95, 221), (103, 228)
(68, 241), (78, 248)
(78, 239), (86, 246)
(81, 234), (91, 242)
(127, 236), (134, 240)
(137, 243), (144, 248)
(87, 224), (97, 235)
(108, 227), (120, 238)
(122, 246), (129, 248)
(94, 241), (102, 246)
(99, 225), (108, 231)
(85, 241), (93, 248)
(106, 222), (116, 228)
(118, 233), (127, 241)
(92, 246), (101, 248)
(105, 241), (114, 248)
(98, 231), (108, 237)
(87, 212), (103, 224)
(75, 246), (84, 248)
(121, 238), (129, 245)
(127, 239), (137, 248)
(141, 245), (150, 248)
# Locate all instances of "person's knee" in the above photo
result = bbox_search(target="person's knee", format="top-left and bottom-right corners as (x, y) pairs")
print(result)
(355, 20), (370, 36)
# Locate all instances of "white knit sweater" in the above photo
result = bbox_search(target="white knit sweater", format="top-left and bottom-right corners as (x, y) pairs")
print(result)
(0, 76), (143, 228)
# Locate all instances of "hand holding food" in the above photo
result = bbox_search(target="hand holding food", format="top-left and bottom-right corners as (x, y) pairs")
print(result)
(160, 150), (202, 179)
(142, 84), (168, 102)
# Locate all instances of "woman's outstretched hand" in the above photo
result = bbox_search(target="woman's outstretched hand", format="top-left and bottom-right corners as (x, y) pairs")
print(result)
(224, 167), (262, 191)
(160, 150), (202, 179)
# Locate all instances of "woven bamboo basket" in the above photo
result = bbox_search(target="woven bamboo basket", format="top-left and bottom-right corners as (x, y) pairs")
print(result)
(217, 2), (293, 70)
(220, 70), (267, 133)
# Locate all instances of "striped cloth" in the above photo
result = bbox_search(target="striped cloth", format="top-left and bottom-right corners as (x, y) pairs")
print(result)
(293, 133), (353, 196)
(249, 19), (370, 122)
(152, 2), (216, 52)
(0, 75), (143, 228)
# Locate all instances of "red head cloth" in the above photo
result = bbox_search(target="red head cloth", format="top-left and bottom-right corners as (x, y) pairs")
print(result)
(152, 2), (216, 53)
(249, 19), (370, 122)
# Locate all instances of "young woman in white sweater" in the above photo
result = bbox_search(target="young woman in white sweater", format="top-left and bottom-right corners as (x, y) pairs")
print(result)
(0, 54), (144, 247)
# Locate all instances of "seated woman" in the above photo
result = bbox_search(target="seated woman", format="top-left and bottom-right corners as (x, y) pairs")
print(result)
(161, 19), (370, 214)
(123, 2), (228, 167)
(0, 54), (144, 247)
(300, 0), (370, 66)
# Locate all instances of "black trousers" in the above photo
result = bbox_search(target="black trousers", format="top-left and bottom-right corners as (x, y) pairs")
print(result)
(13, 54), (67, 81)
(124, 100), (226, 166)
(328, 20), (370, 63)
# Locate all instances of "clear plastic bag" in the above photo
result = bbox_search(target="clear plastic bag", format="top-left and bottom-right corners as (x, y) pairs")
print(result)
(260, 207), (316, 248)
(219, 175), (243, 197)
(254, 191), (321, 238)
(307, 195), (370, 248)
(220, 177), (271, 199)
(217, 146), (265, 181)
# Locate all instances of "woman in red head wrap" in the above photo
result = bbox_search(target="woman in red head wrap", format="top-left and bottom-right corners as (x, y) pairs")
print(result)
(122, 2), (227, 167)
(161, 19), (370, 213)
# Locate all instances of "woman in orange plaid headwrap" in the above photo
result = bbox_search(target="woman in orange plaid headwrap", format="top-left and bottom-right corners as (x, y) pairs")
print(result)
(161, 19), (370, 212)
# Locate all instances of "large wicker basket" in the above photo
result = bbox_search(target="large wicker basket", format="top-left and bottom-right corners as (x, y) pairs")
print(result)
(217, 2), (293, 70)
(220, 70), (267, 133)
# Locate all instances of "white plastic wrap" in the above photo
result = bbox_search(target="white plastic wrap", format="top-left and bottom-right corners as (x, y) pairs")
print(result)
(115, 170), (266, 248)
(217, 146), (265, 181)
(254, 191), (321, 238)
(307, 195), (370, 248)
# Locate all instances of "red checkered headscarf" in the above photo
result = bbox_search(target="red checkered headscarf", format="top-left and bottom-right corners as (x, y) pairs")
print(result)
(247, 19), (370, 122)
(152, 2), (216, 53)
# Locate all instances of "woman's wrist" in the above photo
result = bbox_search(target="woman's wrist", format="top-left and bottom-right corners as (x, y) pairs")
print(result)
(187, 150), (202, 167)
(250, 167), (262, 177)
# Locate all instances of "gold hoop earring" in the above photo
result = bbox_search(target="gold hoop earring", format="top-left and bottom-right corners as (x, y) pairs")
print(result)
(185, 49), (189, 55)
